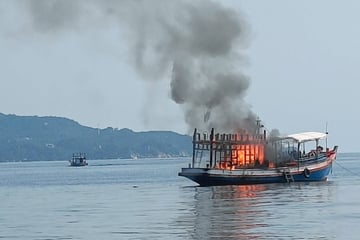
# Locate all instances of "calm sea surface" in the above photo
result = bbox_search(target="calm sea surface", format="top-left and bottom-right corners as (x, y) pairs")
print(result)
(0, 153), (359, 240)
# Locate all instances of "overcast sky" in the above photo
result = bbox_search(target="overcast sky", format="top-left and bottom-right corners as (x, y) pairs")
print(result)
(1, 0), (359, 152)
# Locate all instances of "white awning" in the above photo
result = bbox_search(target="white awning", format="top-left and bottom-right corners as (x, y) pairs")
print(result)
(286, 132), (327, 143)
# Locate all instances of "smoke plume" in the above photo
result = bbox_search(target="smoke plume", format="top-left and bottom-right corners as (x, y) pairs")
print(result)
(24, 0), (256, 133)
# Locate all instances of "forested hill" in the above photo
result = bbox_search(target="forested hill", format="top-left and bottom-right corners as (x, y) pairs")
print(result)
(0, 113), (192, 161)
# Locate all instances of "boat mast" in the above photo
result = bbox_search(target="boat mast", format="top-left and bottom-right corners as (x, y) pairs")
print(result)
(325, 122), (328, 152)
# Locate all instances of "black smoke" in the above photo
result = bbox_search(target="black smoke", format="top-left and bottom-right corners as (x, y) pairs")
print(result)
(22, 0), (256, 133)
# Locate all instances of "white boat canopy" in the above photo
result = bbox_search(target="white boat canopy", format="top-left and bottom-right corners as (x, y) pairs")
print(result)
(286, 132), (327, 143)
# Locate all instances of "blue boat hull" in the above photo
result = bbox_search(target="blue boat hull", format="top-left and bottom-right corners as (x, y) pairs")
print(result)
(179, 163), (333, 186)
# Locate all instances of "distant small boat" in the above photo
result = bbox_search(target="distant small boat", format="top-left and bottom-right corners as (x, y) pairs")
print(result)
(69, 153), (88, 167)
(179, 120), (338, 186)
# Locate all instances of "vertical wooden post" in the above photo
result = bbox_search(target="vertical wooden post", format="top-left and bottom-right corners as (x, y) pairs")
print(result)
(192, 128), (197, 168)
(209, 128), (214, 168)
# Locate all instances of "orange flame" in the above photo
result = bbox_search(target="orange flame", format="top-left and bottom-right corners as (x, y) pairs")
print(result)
(233, 144), (264, 167)
(217, 132), (266, 170)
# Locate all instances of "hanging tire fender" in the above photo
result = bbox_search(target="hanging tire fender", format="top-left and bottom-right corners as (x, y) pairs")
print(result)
(303, 168), (311, 178)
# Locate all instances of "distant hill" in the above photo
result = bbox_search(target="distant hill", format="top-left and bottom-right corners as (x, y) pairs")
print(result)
(0, 113), (192, 161)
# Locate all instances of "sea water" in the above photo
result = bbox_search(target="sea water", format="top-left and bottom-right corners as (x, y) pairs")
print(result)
(0, 153), (359, 239)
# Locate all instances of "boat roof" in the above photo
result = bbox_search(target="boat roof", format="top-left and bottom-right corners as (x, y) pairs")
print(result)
(285, 132), (327, 143)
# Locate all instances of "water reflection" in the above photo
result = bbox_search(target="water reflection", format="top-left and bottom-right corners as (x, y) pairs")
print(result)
(177, 182), (336, 239)
(189, 185), (269, 239)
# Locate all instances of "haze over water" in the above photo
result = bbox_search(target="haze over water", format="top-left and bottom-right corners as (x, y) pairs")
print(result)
(0, 153), (359, 239)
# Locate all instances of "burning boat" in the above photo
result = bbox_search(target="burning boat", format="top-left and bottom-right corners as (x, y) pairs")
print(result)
(179, 120), (338, 186)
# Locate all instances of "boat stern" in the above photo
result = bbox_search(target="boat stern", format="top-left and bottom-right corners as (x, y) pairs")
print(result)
(178, 167), (212, 185)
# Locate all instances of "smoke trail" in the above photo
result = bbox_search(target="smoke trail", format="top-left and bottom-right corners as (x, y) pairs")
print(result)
(23, 0), (256, 133)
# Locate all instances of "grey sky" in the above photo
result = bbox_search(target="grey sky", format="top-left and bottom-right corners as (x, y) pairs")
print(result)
(0, 0), (359, 152)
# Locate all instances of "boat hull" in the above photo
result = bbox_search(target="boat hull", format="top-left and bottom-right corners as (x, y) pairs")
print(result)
(179, 159), (334, 186)
(69, 163), (88, 167)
